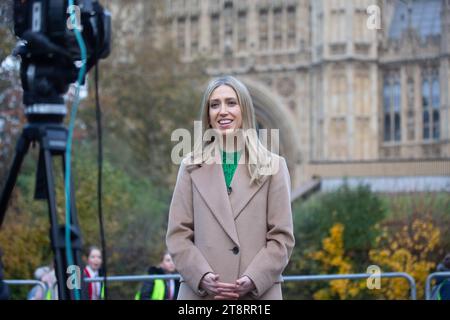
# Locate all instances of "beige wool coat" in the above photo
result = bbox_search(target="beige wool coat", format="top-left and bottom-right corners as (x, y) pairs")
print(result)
(166, 154), (295, 300)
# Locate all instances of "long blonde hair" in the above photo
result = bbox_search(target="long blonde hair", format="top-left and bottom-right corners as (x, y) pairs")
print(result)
(187, 76), (275, 186)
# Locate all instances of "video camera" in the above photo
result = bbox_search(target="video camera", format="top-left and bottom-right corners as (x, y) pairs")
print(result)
(13, 0), (111, 122)
(0, 1), (111, 299)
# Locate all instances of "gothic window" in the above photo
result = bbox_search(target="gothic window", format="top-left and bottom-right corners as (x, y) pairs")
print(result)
(407, 77), (415, 141)
(237, 11), (247, 51)
(422, 70), (440, 140)
(393, 81), (401, 141)
(383, 80), (391, 141)
(330, 119), (347, 160)
(331, 74), (347, 116)
(432, 75), (440, 140)
(287, 6), (296, 48)
(273, 8), (282, 50)
(354, 9), (368, 42)
(389, 0), (441, 41)
(354, 74), (370, 115)
(330, 1), (346, 44)
(210, 14), (220, 54)
(383, 73), (402, 142)
(190, 16), (199, 54)
(224, 1), (234, 53)
(259, 9), (269, 50)
(355, 120), (370, 159)
(177, 17), (186, 52)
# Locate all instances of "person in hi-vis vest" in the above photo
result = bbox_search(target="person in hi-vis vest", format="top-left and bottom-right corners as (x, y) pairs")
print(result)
(136, 251), (179, 300)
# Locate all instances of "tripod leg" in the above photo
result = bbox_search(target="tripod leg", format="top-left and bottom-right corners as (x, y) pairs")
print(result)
(0, 132), (30, 227)
(39, 125), (86, 300)
(42, 147), (69, 300)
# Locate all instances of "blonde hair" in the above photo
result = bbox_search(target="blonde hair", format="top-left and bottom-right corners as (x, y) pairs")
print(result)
(187, 76), (275, 186)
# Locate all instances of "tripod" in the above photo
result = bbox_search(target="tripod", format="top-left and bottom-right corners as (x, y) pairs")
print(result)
(0, 121), (85, 300)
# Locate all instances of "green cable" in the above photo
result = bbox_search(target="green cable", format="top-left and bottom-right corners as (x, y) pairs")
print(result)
(65, 0), (87, 300)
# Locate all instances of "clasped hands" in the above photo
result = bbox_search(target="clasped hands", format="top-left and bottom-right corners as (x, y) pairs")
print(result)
(200, 272), (256, 300)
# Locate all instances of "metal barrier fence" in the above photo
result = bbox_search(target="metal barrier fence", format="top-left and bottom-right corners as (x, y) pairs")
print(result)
(283, 273), (416, 300)
(85, 272), (417, 300)
(4, 272), (419, 300)
(4, 279), (47, 298)
(425, 271), (450, 300)
(84, 274), (180, 283)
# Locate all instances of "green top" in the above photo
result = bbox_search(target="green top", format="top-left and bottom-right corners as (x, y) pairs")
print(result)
(221, 150), (242, 190)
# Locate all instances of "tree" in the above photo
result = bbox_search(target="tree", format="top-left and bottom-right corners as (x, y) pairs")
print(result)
(0, 140), (171, 299)
(310, 223), (367, 300)
(294, 183), (386, 264)
(0, 13), (23, 181)
(79, 0), (207, 187)
(369, 216), (441, 299)
(284, 183), (386, 299)
(0, 0), (13, 62)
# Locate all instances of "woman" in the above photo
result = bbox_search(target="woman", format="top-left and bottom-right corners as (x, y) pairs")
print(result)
(166, 76), (295, 300)
(82, 246), (103, 300)
(136, 251), (180, 300)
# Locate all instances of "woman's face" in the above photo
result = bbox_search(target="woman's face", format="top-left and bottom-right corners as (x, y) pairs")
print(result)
(208, 85), (243, 137)
(88, 249), (102, 271)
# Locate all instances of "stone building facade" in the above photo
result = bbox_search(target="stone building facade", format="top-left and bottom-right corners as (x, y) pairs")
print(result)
(109, 0), (450, 193)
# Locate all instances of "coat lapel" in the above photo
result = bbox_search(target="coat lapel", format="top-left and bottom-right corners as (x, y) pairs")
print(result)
(190, 156), (269, 243)
(229, 164), (267, 220)
(190, 163), (240, 246)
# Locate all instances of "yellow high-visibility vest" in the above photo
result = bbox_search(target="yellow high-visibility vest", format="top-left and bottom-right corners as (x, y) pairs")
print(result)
(134, 279), (165, 300)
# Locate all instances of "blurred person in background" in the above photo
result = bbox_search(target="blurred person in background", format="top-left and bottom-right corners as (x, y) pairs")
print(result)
(136, 251), (179, 300)
(432, 253), (450, 300)
(0, 249), (9, 300)
(82, 246), (103, 300)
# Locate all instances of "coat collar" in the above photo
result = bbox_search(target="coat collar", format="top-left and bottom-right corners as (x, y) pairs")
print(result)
(190, 156), (268, 246)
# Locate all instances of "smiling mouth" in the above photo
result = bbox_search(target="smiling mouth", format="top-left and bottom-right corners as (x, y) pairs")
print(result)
(218, 119), (233, 125)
